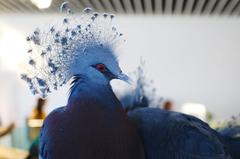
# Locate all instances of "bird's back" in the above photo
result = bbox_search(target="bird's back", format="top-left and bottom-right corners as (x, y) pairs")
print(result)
(128, 108), (231, 159)
(39, 96), (145, 159)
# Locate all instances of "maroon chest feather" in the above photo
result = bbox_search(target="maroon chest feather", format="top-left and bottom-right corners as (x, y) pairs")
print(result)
(42, 97), (145, 159)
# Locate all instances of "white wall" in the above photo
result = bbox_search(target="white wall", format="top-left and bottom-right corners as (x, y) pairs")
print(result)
(0, 14), (239, 125)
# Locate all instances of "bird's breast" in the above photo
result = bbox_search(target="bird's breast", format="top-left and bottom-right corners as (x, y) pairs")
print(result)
(42, 101), (144, 159)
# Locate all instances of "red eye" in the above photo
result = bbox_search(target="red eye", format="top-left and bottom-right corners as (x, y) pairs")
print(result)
(96, 63), (106, 72)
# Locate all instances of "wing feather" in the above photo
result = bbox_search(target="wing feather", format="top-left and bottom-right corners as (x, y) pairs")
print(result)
(128, 108), (231, 159)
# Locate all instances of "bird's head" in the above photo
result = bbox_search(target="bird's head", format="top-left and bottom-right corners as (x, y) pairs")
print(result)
(21, 8), (126, 98)
(71, 45), (130, 85)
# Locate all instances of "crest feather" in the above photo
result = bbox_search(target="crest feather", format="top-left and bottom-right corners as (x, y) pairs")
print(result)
(21, 7), (124, 98)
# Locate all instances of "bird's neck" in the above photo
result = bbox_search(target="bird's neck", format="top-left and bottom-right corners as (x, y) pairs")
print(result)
(67, 77), (122, 110)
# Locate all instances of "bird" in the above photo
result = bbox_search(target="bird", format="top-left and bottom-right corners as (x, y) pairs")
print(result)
(217, 116), (240, 159)
(21, 7), (144, 159)
(128, 108), (231, 159)
(21, 5), (231, 159)
(121, 63), (232, 159)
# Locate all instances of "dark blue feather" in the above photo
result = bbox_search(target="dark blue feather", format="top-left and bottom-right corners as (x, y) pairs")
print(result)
(128, 108), (231, 159)
(218, 126), (240, 159)
(39, 79), (145, 159)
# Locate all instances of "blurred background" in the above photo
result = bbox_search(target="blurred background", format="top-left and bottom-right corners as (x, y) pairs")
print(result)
(0, 0), (240, 158)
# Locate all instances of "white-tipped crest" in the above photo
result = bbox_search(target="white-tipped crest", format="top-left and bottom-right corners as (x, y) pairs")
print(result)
(120, 59), (162, 109)
(21, 6), (124, 98)
(133, 59), (161, 107)
(227, 114), (240, 128)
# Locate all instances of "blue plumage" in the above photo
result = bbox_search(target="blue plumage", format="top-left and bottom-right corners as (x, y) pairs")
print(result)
(128, 108), (231, 159)
(218, 125), (240, 159)
(39, 79), (144, 158)
(121, 63), (231, 159)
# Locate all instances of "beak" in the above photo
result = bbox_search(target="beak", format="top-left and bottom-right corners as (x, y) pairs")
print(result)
(117, 72), (132, 84)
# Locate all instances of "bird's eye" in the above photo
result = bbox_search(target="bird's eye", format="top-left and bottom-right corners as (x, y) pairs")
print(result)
(96, 63), (106, 72)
